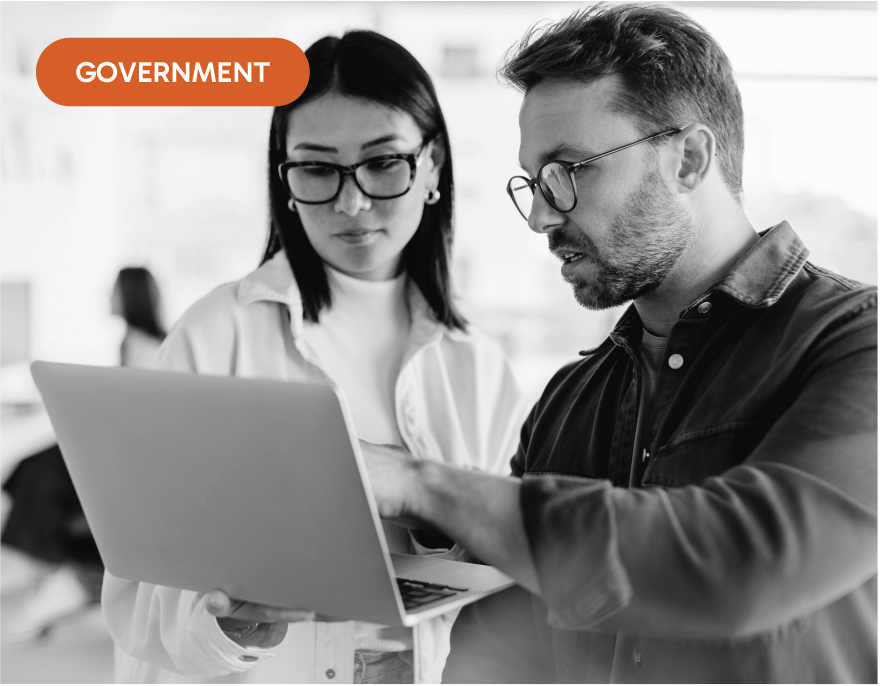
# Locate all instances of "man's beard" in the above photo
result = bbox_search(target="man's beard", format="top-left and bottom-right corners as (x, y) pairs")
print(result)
(551, 161), (695, 310)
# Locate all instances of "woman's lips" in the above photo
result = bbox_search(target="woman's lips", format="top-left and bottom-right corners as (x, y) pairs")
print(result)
(334, 229), (382, 245)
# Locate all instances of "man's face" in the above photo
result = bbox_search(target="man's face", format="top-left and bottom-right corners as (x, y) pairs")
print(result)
(518, 76), (694, 310)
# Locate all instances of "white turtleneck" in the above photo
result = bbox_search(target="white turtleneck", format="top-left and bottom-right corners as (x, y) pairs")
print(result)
(301, 265), (414, 652)
(302, 266), (410, 448)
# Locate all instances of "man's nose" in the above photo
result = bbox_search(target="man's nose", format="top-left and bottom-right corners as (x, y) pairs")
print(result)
(527, 189), (562, 234)
(333, 175), (372, 216)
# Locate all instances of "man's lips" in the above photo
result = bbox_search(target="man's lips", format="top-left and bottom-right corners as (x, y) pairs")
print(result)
(552, 248), (587, 265)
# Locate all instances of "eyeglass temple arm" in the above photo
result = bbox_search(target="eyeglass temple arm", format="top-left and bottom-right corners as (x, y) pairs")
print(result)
(567, 128), (683, 173)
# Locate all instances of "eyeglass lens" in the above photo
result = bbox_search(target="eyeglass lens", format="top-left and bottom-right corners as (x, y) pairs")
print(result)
(285, 158), (413, 202)
(508, 162), (577, 219)
(540, 163), (576, 212)
(508, 178), (535, 220)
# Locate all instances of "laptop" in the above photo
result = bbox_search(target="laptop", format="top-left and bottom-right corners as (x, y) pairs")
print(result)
(30, 361), (515, 627)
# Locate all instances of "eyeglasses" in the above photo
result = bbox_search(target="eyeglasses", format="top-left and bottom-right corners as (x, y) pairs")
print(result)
(506, 128), (682, 221)
(278, 142), (429, 205)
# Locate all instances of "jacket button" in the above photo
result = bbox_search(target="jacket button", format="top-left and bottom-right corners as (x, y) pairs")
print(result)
(697, 301), (712, 314)
(668, 354), (684, 369)
(325, 668), (336, 679)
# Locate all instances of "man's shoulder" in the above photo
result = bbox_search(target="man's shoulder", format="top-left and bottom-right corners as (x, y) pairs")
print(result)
(780, 261), (876, 333)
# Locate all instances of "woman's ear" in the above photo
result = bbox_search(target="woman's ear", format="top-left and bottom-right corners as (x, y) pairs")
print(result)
(427, 137), (447, 186)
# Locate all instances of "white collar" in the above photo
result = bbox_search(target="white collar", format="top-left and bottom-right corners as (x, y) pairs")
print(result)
(236, 250), (467, 344)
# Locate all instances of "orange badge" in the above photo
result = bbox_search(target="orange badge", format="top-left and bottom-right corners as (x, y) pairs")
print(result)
(37, 38), (309, 106)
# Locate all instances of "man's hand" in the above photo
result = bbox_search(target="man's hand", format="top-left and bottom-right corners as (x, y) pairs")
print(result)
(358, 440), (425, 527)
(206, 590), (314, 648)
(359, 440), (541, 594)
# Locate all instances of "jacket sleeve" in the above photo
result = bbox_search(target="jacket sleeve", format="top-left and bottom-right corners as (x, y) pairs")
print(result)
(101, 323), (274, 676)
(520, 296), (877, 638)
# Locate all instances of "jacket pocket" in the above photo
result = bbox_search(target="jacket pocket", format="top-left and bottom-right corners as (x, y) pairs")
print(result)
(642, 422), (769, 488)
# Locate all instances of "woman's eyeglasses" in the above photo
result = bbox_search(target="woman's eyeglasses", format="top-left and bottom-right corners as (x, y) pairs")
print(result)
(506, 128), (682, 221)
(278, 142), (429, 205)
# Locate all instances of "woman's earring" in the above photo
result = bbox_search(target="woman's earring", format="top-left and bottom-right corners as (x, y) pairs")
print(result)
(424, 188), (441, 206)
(287, 199), (298, 213)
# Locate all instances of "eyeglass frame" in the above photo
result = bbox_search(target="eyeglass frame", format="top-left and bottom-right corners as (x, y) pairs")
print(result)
(277, 141), (431, 205)
(506, 127), (683, 220)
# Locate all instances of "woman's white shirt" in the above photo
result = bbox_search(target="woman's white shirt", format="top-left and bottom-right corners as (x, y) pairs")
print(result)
(101, 250), (528, 683)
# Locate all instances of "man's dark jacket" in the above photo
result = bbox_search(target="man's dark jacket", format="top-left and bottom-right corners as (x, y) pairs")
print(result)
(445, 222), (876, 683)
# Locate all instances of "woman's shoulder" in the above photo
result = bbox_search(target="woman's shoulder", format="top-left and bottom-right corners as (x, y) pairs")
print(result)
(171, 280), (249, 335)
(441, 323), (500, 350)
(434, 323), (513, 374)
(157, 280), (252, 373)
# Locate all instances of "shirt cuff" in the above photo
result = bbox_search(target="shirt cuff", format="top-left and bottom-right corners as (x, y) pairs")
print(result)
(178, 591), (277, 676)
(520, 475), (633, 630)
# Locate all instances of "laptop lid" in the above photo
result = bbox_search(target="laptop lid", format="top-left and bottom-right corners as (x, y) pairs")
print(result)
(31, 361), (411, 626)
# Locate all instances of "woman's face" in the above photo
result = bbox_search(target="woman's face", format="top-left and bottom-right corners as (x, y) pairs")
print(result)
(283, 93), (443, 281)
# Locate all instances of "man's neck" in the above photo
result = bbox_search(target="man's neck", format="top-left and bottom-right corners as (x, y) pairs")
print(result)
(634, 208), (759, 337)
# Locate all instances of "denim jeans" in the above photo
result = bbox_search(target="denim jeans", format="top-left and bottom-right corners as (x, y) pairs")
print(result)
(353, 650), (414, 684)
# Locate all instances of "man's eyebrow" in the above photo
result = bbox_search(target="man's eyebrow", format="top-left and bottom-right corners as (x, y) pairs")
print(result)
(540, 144), (593, 165)
(518, 144), (595, 174)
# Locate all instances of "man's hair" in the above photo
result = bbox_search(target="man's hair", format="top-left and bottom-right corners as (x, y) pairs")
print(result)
(499, 3), (744, 200)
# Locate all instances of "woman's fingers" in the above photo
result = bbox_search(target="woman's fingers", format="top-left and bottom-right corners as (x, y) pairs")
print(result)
(206, 591), (315, 623)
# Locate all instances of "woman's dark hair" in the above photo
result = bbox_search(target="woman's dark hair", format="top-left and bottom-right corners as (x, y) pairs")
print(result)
(262, 30), (466, 330)
(113, 267), (166, 339)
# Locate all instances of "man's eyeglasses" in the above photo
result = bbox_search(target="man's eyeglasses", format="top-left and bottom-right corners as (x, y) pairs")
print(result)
(506, 128), (682, 221)
(278, 142), (430, 205)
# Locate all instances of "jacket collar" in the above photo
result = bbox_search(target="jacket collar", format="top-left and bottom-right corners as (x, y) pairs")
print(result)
(707, 221), (809, 308)
(236, 250), (465, 344)
(592, 221), (810, 355)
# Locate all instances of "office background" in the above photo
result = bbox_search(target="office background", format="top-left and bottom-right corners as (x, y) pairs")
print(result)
(1, 1), (876, 682)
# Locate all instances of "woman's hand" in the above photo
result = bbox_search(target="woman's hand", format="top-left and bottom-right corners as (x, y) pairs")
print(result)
(206, 590), (315, 649)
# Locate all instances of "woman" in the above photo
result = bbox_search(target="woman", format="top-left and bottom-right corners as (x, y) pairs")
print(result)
(110, 267), (166, 369)
(1, 267), (165, 635)
(102, 31), (526, 683)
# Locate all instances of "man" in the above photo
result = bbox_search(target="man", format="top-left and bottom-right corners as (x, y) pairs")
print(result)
(362, 3), (877, 683)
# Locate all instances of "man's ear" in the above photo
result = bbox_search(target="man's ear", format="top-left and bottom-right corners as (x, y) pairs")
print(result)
(671, 124), (715, 194)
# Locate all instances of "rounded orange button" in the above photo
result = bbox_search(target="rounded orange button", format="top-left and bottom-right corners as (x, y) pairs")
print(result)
(37, 38), (309, 106)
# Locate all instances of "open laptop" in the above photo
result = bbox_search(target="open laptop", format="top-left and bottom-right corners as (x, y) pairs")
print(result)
(30, 361), (515, 627)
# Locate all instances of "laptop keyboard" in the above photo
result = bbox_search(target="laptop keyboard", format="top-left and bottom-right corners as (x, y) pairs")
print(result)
(396, 577), (469, 611)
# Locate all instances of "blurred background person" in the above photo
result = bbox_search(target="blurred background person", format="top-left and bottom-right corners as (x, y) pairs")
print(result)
(110, 267), (167, 369)
(1, 267), (165, 637)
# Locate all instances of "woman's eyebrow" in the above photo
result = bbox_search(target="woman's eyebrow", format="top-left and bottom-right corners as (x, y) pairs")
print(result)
(360, 134), (403, 150)
(291, 134), (403, 154)
(293, 143), (338, 153)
